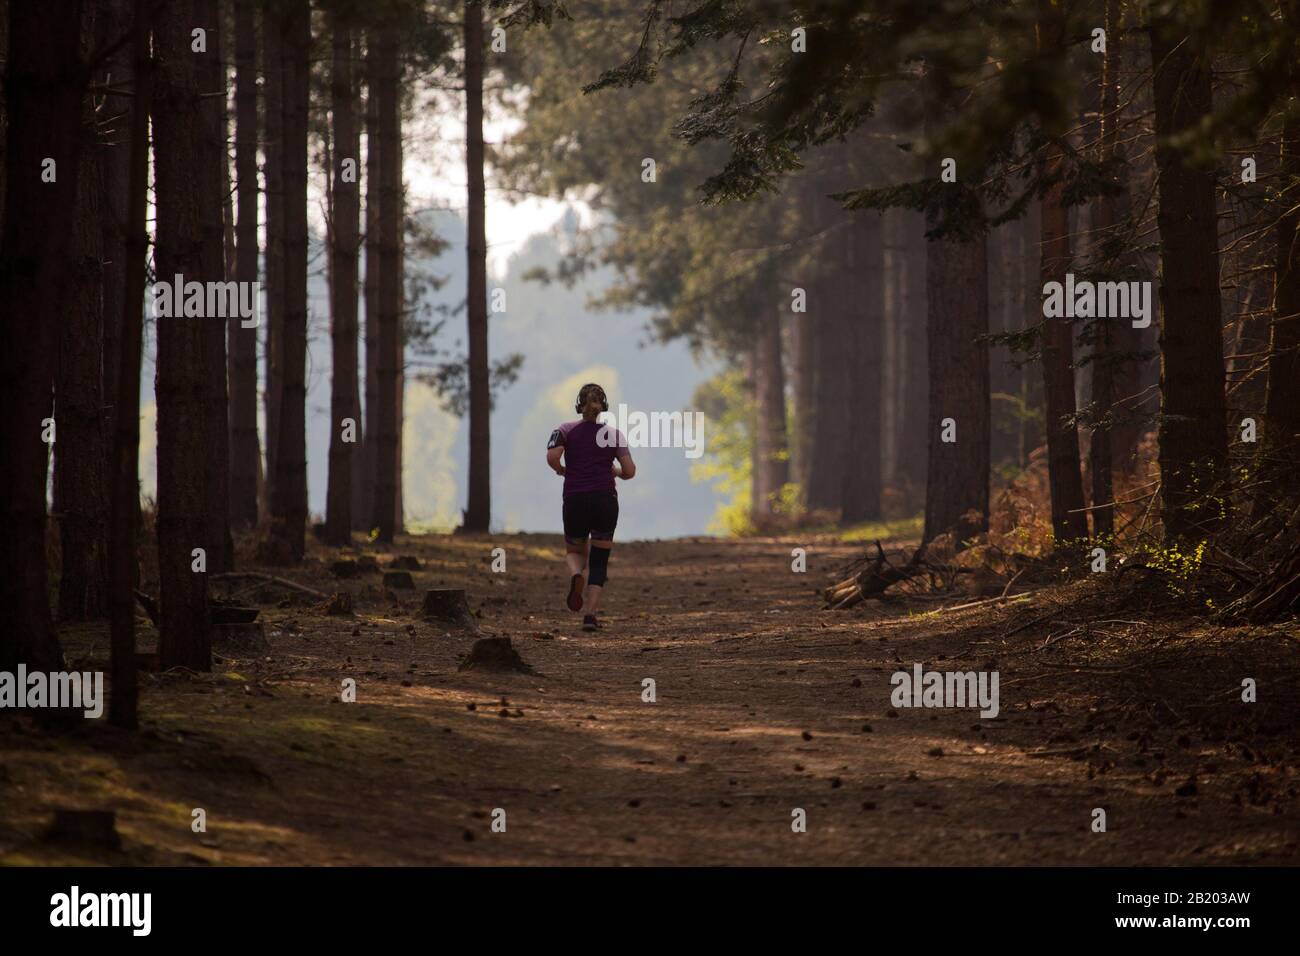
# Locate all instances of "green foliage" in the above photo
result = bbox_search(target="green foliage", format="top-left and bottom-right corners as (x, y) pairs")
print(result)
(690, 367), (754, 535)
(1129, 539), (1210, 600)
(839, 514), (924, 544)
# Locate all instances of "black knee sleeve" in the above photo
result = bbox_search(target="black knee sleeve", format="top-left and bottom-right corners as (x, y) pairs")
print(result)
(587, 546), (611, 586)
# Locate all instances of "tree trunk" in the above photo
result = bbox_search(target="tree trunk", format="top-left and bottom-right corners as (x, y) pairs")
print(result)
(750, 276), (789, 520)
(202, 0), (233, 572)
(804, 171), (849, 513)
(394, 128), (406, 535)
(228, 0), (260, 529)
(269, 0), (310, 562)
(898, 209), (928, 508)
(261, 0), (284, 515)
(0, 1), (86, 673)
(55, 8), (109, 621)
(924, 222), (990, 546)
(107, 0), (152, 729)
(881, 212), (900, 491)
(360, 52), (380, 533)
(370, 22), (402, 541)
(1018, 204), (1046, 464)
(987, 221), (1023, 471)
(326, 11), (361, 546)
(1149, 17), (1229, 539)
(841, 210), (884, 524)
(790, 277), (815, 495)
(1088, 0), (1125, 538)
(1037, 0), (1089, 543)
(98, 0), (132, 465)
(152, 0), (218, 671)
(463, 3), (491, 532)
(920, 82), (989, 547)
(805, 276), (849, 512)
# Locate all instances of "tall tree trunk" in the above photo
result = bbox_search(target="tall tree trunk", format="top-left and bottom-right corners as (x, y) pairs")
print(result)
(805, 276), (849, 512)
(326, 11), (361, 546)
(1149, 16), (1229, 539)
(0, 8), (6, 213)
(790, 302), (815, 497)
(841, 211), (884, 524)
(881, 211), (900, 490)
(370, 21), (402, 541)
(1037, 0), (1090, 543)
(360, 56), (380, 532)
(463, 2), (491, 532)
(203, 0), (233, 571)
(99, 0), (132, 466)
(750, 275), (789, 521)
(1088, 0), (1125, 538)
(394, 128), (406, 535)
(152, 0), (218, 671)
(804, 168), (849, 513)
(1019, 204), (1046, 464)
(0, 0), (86, 673)
(1003, 214), (1032, 470)
(924, 223), (990, 546)
(897, 208), (928, 508)
(987, 222), (1022, 470)
(261, 0), (284, 516)
(920, 81), (989, 546)
(269, 0), (309, 562)
(228, 0), (260, 529)
(55, 6), (109, 621)
(108, 0), (152, 729)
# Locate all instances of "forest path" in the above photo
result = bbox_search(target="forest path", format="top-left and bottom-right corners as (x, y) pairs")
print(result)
(2, 533), (1296, 865)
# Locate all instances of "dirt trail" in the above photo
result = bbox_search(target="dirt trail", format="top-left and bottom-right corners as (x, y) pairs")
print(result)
(1, 533), (1296, 865)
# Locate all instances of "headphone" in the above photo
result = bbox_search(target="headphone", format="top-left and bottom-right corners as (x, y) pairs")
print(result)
(576, 383), (609, 414)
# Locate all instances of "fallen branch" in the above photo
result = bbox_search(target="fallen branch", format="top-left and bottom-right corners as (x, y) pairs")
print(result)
(939, 591), (1036, 615)
(1218, 542), (1300, 623)
(823, 540), (930, 609)
(210, 571), (327, 601)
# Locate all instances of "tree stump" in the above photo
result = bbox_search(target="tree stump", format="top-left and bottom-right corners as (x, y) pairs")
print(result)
(330, 559), (362, 578)
(383, 570), (415, 590)
(458, 636), (534, 674)
(212, 621), (269, 652)
(390, 555), (422, 570)
(43, 809), (122, 851)
(421, 588), (478, 629)
(211, 601), (259, 625)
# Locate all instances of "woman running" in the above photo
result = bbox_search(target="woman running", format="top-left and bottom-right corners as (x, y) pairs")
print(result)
(546, 383), (636, 631)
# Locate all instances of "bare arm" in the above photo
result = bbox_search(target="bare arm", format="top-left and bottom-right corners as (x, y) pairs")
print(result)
(615, 451), (636, 480)
(547, 446), (565, 475)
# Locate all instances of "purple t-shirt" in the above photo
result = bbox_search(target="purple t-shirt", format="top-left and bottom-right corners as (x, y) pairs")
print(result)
(548, 419), (630, 496)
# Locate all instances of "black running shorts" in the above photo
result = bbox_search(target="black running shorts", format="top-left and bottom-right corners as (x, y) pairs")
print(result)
(562, 490), (619, 545)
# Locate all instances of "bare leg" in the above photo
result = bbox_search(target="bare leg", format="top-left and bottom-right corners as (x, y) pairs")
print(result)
(565, 540), (588, 577)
